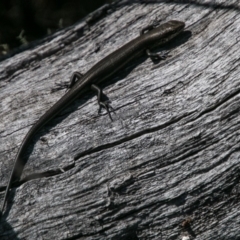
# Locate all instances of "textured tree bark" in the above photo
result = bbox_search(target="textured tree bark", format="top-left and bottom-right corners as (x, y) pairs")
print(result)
(1, 0), (240, 239)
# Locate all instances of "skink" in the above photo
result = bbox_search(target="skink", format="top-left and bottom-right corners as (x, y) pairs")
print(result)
(1, 20), (185, 214)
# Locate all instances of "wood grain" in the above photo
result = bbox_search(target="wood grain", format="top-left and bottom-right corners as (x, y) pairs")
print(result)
(1, 0), (240, 239)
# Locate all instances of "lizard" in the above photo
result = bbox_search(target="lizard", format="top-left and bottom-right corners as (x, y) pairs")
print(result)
(1, 20), (185, 214)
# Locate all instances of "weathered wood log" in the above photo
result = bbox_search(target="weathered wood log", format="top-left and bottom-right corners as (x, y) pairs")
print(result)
(1, 0), (240, 239)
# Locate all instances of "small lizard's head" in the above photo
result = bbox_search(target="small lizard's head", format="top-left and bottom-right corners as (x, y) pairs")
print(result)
(163, 20), (185, 40)
(147, 20), (185, 47)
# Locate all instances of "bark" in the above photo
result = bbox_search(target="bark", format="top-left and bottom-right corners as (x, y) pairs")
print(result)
(1, 0), (240, 239)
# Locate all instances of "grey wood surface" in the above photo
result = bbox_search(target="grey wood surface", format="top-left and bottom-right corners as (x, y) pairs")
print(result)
(1, 0), (240, 239)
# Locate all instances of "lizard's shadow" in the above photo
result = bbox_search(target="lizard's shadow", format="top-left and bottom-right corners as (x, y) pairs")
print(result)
(3, 30), (191, 216)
